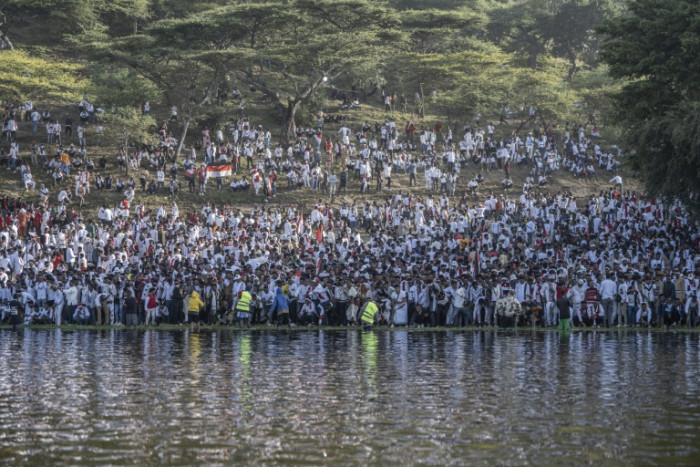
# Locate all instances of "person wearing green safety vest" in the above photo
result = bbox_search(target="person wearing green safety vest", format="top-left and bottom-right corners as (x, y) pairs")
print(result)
(236, 290), (253, 330)
(360, 301), (379, 330)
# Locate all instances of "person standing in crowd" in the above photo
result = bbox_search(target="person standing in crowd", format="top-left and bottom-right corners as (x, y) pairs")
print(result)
(270, 286), (291, 331)
(187, 289), (204, 332)
(360, 300), (379, 330)
(556, 286), (572, 332)
(235, 289), (253, 330)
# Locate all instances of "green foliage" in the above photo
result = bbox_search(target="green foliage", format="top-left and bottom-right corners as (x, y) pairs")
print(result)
(599, 0), (700, 213)
(2, 0), (149, 34)
(1, 0), (625, 154)
(509, 58), (578, 128)
(87, 66), (161, 108)
(103, 106), (156, 149)
(0, 50), (84, 104)
(568, 66), (620, 125)
(399, 9), (488, 53)
(123, 0), (403, 142)
(488, 0), (621, 72)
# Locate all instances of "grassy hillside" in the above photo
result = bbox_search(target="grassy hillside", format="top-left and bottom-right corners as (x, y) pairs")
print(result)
(3, 94), (632, 218)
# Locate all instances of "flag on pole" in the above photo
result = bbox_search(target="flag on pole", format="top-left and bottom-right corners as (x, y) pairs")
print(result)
(205, 164), (232, 178)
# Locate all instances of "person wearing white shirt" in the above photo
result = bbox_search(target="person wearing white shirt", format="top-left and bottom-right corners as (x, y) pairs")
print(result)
(599, 274), (618, 327)
(391, 284), (408, 326)
(156, 169), (165, 192)
(609, 175), (622, 190)
(34, 277), (48, 308)
(63, 280), (79, 323)
(448, 280), (467, 326)
(568, 279), (586, 325)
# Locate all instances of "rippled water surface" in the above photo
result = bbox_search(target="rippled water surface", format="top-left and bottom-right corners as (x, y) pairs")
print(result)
(1, 329), (700, 465)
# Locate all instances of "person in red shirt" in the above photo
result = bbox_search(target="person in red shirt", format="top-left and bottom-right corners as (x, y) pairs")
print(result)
(52, 252), (63, 270)
(34, 211), (42, 230)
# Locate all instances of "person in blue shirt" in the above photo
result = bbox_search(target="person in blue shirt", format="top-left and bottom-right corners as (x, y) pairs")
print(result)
(270, 287), (291, 331)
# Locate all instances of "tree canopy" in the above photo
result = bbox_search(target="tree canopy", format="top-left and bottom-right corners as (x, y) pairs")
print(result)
(599, 0), (700, 214)
(1, 0), (632, 161)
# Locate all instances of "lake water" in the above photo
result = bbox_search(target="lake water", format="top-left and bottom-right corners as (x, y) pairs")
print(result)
(1, 329), (700, 465)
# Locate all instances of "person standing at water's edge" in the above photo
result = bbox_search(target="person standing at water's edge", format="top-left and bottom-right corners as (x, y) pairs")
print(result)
(9, 292), (23, 331)
(236, 289), (253, 330)
(124, 290), (138, 327)
(360, 300), (379, 330)
(496, 289), (521, 328)
(188, 290), (204, 332)
(270, 287), (291, 331)
(557, 286), (572, 332)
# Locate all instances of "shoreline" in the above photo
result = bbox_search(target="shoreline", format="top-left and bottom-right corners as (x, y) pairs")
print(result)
(2, 324), (698, 333)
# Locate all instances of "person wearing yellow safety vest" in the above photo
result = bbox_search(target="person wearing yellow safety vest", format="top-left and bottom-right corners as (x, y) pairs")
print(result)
(236, 289), (253, 330)
(188, 290), (204, 332)
(360, 300), (379, 330)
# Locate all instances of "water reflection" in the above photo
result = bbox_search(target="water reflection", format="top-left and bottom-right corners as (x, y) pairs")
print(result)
(1, 329), (700, 465)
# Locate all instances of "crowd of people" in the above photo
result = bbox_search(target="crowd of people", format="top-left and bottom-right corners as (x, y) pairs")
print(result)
(0, 98), (697, 331)
(0, 185), (696, 331)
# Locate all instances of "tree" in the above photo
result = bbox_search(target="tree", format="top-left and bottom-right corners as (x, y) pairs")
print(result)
(489, 0), (621, 76)
(0, 50), (84, 104)
(390, 47), (512, 125)
(386, 7), (499, 121)
(0, 0), (149, 48)
(225, 0), (401, 144)
(104, 107), (156, 174)
(568, 66), (620, 127)
(399, 8), (487, 54)
(81, 16), (235, 159)
(599, 0), (700, 214)
(508, 59), (578, 133)
(83, 0), (400, 151)
(487, 0), (552, 69)
(87, 66), (161, 109)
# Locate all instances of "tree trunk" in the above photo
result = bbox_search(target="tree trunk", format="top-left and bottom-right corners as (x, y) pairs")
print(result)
(124, 137), (130, 176)
(527, 43), (539, 69)
(175, 116), (191, 161)
(0, 29), (13, 51)
(566, 51), (578, 81)
(419, 83), (425, 118)
(280, 101), (299, 147)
